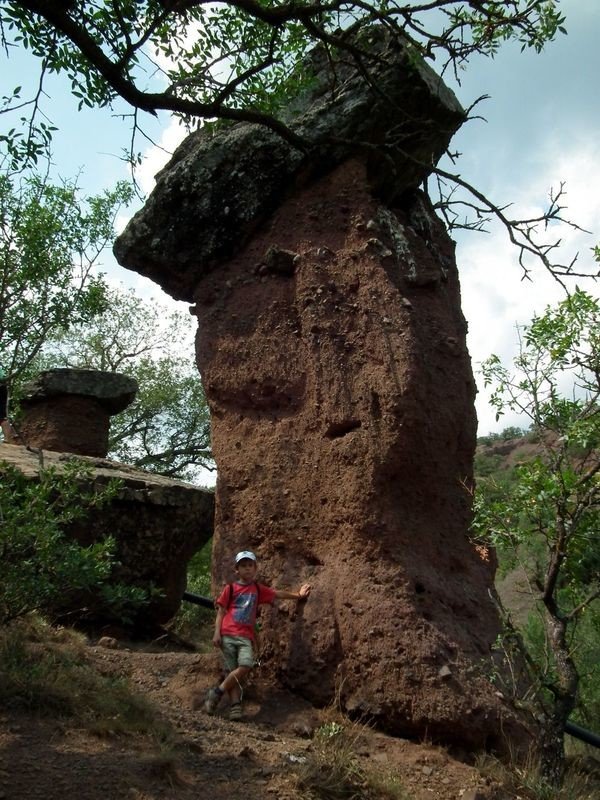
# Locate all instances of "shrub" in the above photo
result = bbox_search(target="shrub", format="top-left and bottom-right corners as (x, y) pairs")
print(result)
(0, 460), (150, 625)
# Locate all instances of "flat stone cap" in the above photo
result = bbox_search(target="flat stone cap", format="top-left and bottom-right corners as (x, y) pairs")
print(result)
(114, 24), (465, 302)
(21, 369), (138, 414)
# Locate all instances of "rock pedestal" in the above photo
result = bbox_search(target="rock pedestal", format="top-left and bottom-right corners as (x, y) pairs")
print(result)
(114, 28), (530, 750)
(11, 369), (137, 457)
(193, 160), (522, 748)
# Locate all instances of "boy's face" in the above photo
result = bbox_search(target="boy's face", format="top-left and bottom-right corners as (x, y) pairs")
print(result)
(236, 558), (258, 582)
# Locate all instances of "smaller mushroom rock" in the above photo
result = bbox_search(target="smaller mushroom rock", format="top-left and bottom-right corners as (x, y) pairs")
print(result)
(15, 368), (138, 457)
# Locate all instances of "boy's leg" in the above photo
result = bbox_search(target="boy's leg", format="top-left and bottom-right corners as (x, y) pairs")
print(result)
(204, 637), (237, 714)
(223, 664), (251, 721)
(204, 636), (253, 715)
(221, 665), (252, 704)
(221, 637), (254, 719)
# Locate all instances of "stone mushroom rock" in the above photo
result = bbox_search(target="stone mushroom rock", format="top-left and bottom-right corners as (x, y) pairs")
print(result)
(114, 27), (531, 750)
(21, 368), (138, 412)
(14, 368), (138, 458)
(0, 443), (214, 627)
(114, 25), (465, 302)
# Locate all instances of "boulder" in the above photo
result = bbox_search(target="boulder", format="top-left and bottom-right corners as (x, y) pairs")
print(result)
(0, 443), (214, 627)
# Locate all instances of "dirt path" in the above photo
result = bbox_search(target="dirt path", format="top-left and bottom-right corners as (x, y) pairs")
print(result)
(0, 643), (502, 800)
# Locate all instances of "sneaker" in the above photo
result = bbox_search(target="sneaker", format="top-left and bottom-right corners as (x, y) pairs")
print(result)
(229, 702), (243, 721)
(204, 687), (223, 715)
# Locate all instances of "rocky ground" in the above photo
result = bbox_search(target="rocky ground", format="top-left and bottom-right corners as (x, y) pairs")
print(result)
(0, 637), (504, 800)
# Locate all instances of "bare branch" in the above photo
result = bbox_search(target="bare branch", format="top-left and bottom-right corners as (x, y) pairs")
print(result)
(432, 166), (598, 285)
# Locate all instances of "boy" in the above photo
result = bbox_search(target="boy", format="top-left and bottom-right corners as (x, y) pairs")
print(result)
(205, 549), (311, 720)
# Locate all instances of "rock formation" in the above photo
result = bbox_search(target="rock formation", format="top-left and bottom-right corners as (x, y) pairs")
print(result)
(0, 443), (214, 627)
(10, 368), (138, 457)
(115, 26), (465, 300)
(114, 29), (529, 749)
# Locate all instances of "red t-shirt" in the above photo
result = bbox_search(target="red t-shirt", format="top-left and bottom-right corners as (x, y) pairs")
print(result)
(216, 582), (277, 641)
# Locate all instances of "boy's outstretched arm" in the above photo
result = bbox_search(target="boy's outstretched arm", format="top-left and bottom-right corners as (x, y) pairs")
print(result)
(212, 606), (225, 648)
(274, 583), (311, 601)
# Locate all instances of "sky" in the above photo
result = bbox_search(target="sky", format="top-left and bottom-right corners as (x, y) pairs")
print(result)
(1, 0), (599, 440)
(442, 0), (600, 433)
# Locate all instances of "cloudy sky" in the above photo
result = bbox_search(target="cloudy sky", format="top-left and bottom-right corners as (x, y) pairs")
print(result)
(2, 0), (598, 437)
(442, 0), (600, 433)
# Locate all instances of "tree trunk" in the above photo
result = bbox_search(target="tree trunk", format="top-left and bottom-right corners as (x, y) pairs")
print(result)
(538, 608), (578, 786)
(538, 712), (567, 787)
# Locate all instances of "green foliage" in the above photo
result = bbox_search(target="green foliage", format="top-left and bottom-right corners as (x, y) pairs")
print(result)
(37, 285), (213, 480)
(482, 288), (600, 429)
(516, 598), (600, 734)
(450, 0), (566, 56)
(184, 539), (212, 598)
(0, 2), (566, 160)
(0, 169), (133, 384)
(473, 451), (503, 477)
(476, 426), (528, 446)
(477, 291), (600, 585)
(475, 290), (600, 782)
(171, 539), (214, 647)
(570, 603), (600, 731)
(0, 460), (149, 625)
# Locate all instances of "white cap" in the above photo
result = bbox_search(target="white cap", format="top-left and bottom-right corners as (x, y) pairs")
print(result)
(235, 550), (257, 564)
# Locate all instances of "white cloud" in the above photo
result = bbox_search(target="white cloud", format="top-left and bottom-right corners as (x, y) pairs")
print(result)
(459, 135), (600, 436)
(137, 117), (189, 195)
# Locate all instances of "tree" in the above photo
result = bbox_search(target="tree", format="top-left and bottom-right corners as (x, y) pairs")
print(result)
(0, 169), (133, 386)
(473, 288), (600, 785)
(39, 285), (213, 481)
(1, 1), (590, 283)
(0, 2), (565, 141)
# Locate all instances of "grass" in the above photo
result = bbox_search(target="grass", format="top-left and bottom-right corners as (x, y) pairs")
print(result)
(0, 615), (173, 742)
(296, 722), (368, 800)
(296, 713), (411, 800)
(476, 750), (600, 800)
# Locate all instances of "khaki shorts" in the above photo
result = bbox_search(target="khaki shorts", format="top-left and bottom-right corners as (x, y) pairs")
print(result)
(221, 635), (255, 671)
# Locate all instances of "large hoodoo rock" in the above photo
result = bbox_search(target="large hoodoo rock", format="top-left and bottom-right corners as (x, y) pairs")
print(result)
(115, 28), (529, 749)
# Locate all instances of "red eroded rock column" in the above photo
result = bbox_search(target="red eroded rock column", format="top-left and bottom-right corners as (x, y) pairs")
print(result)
(194, 160), (527, 749)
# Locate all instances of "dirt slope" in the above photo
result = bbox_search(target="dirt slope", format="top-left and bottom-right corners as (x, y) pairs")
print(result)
(0, 642), (501, 800)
